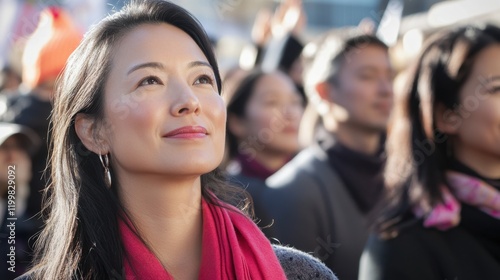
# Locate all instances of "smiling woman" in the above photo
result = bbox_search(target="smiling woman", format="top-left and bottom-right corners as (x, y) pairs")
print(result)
(17, 1), (335, 280)
(359, 24), (500, 280)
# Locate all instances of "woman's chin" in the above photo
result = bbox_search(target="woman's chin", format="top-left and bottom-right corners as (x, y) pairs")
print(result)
(160, 162), (220, 177)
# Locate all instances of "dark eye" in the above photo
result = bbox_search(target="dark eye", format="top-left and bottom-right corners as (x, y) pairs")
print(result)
(263, 100), (280, 107)
(139, 76), (162, 86)
(194, 75), (214, 85)
(489, 86), (500, 94)
(359, 73), (376, 80)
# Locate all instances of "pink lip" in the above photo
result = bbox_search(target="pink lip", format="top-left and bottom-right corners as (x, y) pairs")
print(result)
(283, 126), (299, 133)
(163, 126), (208, 139)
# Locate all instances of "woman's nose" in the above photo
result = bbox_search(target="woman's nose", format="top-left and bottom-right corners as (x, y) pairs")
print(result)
(282, 103), (303, 120)
(379, 77), (394, 97)
(169, 80), (201, 116)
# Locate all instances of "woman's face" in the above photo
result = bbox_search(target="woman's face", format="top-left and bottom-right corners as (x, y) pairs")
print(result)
(237, 72), (304, 155)
(101, 23), (226, 179)
(453, 44), (500, 163)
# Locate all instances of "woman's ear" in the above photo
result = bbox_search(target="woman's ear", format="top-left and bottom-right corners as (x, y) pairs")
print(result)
(227, 113), (247, 139)
(74, 113), (109, 154)
(435, 103), (461, 135)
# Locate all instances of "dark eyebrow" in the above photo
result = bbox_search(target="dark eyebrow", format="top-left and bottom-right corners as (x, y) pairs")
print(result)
(361, 64), (395, 75)
(127, 62), (165, 76)
(187, 61), (213, 70)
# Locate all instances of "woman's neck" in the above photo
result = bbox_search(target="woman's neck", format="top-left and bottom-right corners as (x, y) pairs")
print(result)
(119, 173), (203, 280)
(454, 143), (500, 179)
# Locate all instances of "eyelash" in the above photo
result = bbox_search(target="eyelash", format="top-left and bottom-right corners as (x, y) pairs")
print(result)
(488, 86), (500, 94)
(194, 74), (215, 86)
(138, 76), (162, 87)
(137, 73), (216, 88)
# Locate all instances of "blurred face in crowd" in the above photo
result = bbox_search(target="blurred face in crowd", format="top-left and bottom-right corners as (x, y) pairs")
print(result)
(329, 45), (393, 132)
(0, 136), (32, 196)
(83, 23), (226, 181)
(231, 71), (304, 156)
(449, 44), (500, 173)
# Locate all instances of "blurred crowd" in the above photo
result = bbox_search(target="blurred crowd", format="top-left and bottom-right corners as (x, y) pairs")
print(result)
(1, 0), (499, 279)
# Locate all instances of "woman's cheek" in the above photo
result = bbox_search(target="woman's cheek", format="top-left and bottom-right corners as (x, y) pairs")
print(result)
(209, 95), (227, 125)
(475, 98), (499, 126)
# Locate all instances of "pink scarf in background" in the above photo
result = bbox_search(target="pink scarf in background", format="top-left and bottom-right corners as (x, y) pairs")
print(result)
(415, 171), (500, 230)
(119, 198), (286, 279)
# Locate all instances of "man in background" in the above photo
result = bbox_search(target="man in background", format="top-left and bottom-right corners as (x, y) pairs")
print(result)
(261, 32), (394, 280)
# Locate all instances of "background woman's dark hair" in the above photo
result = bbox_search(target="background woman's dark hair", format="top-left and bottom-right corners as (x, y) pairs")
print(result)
(225, 69), (266, 161)
(375, 24), (500, 236)
(27, 1), (249, 279)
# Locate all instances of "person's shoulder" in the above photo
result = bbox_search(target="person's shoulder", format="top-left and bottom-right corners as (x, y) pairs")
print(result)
(365, 218), (428, 249)
(267, 145), (328, 189)
(228, 172), (266, 190)
(360, 219), (437, 279)
(272, 244), (338, 280)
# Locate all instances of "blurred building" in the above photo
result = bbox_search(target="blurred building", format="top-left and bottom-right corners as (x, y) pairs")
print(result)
(2, 0), (499, 76)
(176, 0), (445, 35)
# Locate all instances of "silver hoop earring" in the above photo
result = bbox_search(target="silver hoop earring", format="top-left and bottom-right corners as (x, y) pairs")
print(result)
(99, 153), (112, 188)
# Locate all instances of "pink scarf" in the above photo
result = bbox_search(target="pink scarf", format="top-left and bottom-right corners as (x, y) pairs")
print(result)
(414, 171), (500, 230)
(119, 198), (287, 279)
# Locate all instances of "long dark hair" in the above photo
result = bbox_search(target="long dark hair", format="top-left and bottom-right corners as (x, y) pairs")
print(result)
(225, 69), (266, 161)
(375, 24), (500, 235)
(27, 1), (249, 279)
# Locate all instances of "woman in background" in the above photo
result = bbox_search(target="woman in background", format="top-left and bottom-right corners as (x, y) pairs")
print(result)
(224, 69), (304, 229)
(20, 1), (335, 279)
(359, 24), (500, 280)
(225, 69), (304, 181)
